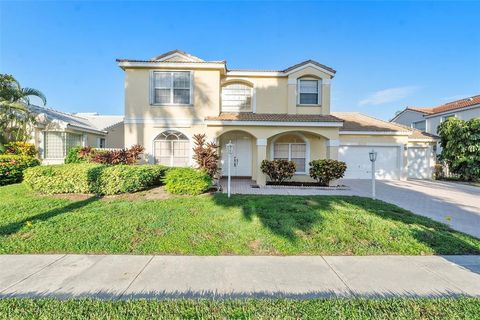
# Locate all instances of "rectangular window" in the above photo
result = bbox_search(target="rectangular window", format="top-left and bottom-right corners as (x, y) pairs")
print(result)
(442, 115), (455, 122)
(273, 143), (306, 173)
(153, 71), (191, 105)
(299, 80), (319, 105)
(412, 120), (426, 131)
(98, 138), (106, 148)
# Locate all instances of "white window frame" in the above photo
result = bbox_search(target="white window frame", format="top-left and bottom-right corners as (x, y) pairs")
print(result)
(221, 82), (254, 112)
(442, 114), (456, 122)
(153, 130), (190, 167)
(297, 78), (322, 106)
(273, 142), (307, 174)
(98, 137), (106, 148)
(150, 71), (194, 106)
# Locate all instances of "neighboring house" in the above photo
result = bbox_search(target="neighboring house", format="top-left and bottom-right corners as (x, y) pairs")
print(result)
(391, 95), (480, 137)
(117, 49), (437, 184)
(28, 105), (124, 164)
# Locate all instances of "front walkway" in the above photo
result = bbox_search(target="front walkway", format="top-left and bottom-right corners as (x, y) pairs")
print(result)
(221, 178), (480, 238)
(0, 255), (479, 299)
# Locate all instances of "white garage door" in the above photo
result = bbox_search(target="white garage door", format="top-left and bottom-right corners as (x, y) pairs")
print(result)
(339, 146), (401, 179)
(408, 147), (430, 179)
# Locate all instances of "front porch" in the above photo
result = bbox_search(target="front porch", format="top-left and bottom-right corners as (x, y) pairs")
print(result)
(218, 177), (353, 196)
(216, 129), (340, 186)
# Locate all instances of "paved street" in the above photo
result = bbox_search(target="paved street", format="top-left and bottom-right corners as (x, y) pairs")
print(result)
(0, 255), (479, 299)
(222, 179), (480, 238)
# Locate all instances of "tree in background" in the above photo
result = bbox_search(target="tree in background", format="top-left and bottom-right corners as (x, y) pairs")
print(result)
(437, 117), (480, 181)
(0, 74), (47, 151)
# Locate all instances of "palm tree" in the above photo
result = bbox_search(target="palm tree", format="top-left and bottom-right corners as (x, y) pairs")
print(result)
(0, 74), (47, 150)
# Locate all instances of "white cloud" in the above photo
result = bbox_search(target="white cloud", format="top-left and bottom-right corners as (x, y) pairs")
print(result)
(359, 86), (419, 106)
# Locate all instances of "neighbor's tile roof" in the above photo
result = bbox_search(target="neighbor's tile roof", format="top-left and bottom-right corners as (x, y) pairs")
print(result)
(407, 95), (480, 115)
(282, 60), (336, 74)
(205, 112), (342, 122)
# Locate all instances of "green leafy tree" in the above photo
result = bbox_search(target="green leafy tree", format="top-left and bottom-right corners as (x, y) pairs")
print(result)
(0, 74), (47, 151)
(437, 117), (480, 181)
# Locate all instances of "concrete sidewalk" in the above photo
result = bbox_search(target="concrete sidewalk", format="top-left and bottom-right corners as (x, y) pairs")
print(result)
(0, 255), (479, 300)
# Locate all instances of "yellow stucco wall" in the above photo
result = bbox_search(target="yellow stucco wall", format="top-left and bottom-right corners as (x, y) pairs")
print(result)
(105, 122), (125, 148)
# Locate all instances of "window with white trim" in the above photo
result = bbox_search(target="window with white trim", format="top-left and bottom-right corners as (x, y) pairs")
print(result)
(273, 143), (307, 173)
(298, 79), (321, 105)
(152, 71), (192, 105)
(98, 138), (106, 148)
(221, 83), (253, 112)
(44, 132), (82, 159)
(153, 130), (190, 167)
(442, 114), (455, 122)
(412, 120), (426, 131)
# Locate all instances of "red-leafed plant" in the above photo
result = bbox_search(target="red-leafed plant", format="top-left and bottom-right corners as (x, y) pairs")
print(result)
(192, 134), (220, 178)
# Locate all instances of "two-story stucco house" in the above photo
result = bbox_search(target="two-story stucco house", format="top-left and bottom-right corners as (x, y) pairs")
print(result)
(391, 95), (480, 151)
(117, 50), (437, 184)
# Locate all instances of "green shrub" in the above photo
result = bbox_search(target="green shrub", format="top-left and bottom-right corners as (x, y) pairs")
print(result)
(91, 165), (169, 195)
(23, 163), (101, 194)
(0, 155), (40, 186)
(164, 167), (212, 195)
(309, 159), (347, 186)
(3, 142), (38, 157)
(23, 163), (168, 195)
(64, 146), (85, 164)
(260, 159), (296, 183)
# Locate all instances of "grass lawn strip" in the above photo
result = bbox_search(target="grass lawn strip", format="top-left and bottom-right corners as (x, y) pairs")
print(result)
(1, 184), (479, 255)
(0, 298), (479, 320)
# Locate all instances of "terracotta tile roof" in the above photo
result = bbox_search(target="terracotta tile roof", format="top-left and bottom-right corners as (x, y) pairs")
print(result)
(205, 112), (342, 122)
(407, 95), (480, 115)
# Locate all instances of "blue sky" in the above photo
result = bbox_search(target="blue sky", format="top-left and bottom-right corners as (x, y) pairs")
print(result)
(1, 1), (479, 120)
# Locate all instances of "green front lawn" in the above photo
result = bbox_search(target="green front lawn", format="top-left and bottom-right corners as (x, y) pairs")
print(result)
(1, 184), (479, 255)
(1, 298), (479, 319)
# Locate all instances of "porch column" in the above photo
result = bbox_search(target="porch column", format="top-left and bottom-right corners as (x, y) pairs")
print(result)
(327, 139), (339, 160)
(256, 138), (268, 186)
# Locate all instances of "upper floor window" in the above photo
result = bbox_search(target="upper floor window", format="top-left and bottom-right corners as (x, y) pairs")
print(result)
(412, 120), (426, 131)
(298, 79), (321, 105)
(442, 114), (455, 122)
(152, 71), (192, 105)
(221, 83), (253, 112)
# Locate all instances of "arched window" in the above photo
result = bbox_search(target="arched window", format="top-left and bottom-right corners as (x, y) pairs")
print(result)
(273, 134), (307, 173)
(221, 82), (253, 112)
(153, 130), (189, 167)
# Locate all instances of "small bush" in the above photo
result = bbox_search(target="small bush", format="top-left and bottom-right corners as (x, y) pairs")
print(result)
(434, 163), (445, 180)
(164, 167), (212, 195)
(23, 163), (168, 195)
(260, 159), (296, 183)
(3, 142), (38, 157)
(23, 163), (101, 194)
(91, 165), (169, 195)
(65, 146), (86, 164)
(309, 159), (347, 186)
(0, 155), (40, 186)
(192, 134), (220, 178)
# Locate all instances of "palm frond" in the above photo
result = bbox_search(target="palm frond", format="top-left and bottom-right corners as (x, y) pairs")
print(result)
(21, 87), (47, 105)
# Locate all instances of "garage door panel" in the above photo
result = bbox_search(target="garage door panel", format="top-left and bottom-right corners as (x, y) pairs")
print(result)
(339, 146), (400, 179)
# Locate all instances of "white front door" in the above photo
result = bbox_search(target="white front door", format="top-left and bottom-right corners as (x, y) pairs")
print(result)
(339, 145), (401, 179)
(221, 135), (252, 177)
(408, 147), (430, 179)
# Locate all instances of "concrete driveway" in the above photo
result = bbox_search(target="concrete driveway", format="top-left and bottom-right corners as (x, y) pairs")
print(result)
(343, 179), (480, 238)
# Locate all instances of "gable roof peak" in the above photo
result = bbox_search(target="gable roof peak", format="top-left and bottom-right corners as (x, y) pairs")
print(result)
(150, 49), (205, 62)
(283, 59), (336, 76)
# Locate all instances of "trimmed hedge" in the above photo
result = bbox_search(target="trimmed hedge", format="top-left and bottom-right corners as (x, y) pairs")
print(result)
(164, 167), (212, 195)
(91, 165), (168, 195)
(23, 163), (169, 195)
(0, 155), (40, 186)
(260, 159), (296, 183)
